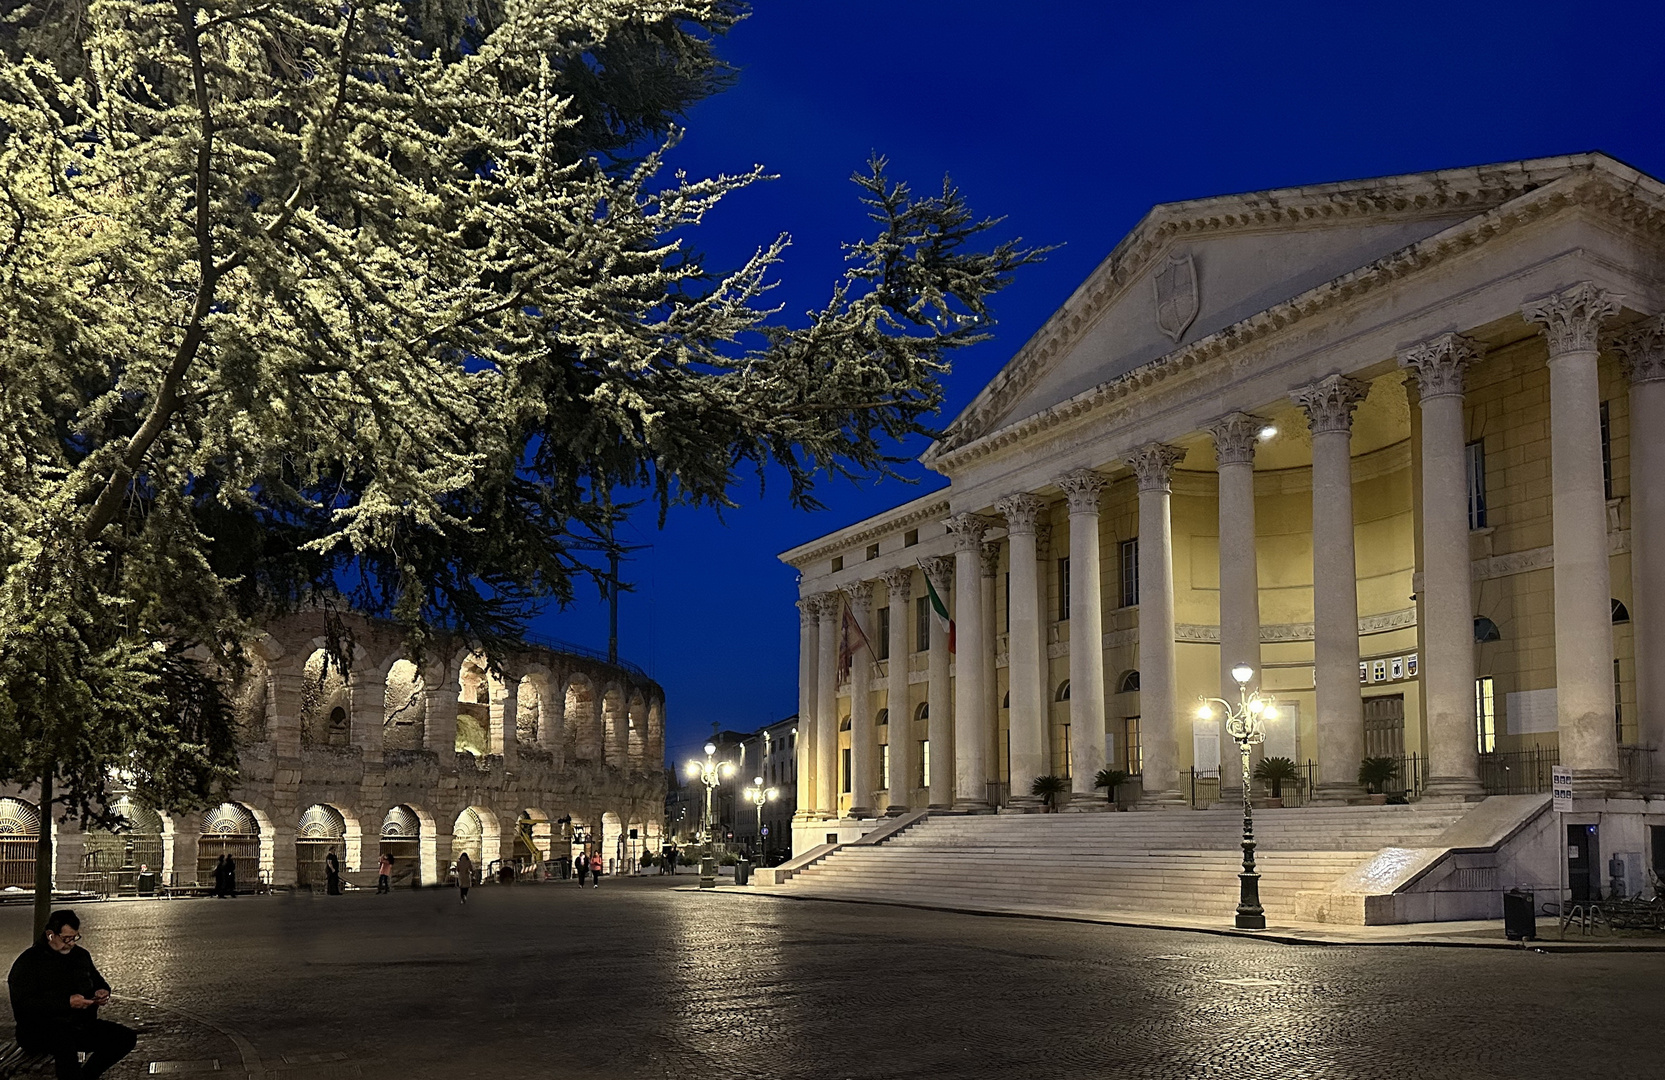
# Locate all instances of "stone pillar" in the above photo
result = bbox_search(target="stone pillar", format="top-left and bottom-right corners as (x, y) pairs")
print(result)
(981, 539), (1001, 799)
(815, 592), (840, 817)
(1127, 444), (1188, 806)
(796, 595), (821, 821)
(421, 661), (460, 773)
(1525, 283), (1624, 793)
(265, 669), (306, 760)
(924, 556), (956, 809)
(1058, 470), (1108, 800)
(997, 494), (1048, 806)
(348, 667), (387, 764)
(1210, 414), (1265, 800)
(883, 567), (915, 815)
(164, 815), (198, 887)
(845, 581), (878, 818)
(540, 681), (566, 769)
(1293, 373), (1369, 802)
(1400, 333), (1485, 798)
(1613, 316), (1665, 784)
(947, 513), (991, 810)
(489, 673), (519, 771)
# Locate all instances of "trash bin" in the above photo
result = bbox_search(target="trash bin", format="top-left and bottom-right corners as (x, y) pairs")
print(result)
(1503, 888), (1535, 941)
(136, 872), (157, 896)
(734, 859), (752, 886)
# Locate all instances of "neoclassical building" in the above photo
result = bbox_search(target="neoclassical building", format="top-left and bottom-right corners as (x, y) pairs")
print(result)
(4, 612), (666, 890)
(783, 154), (1664, 867)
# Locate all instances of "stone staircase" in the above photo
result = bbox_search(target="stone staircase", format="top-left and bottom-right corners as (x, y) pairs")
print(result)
(774, 804), (1476, 921)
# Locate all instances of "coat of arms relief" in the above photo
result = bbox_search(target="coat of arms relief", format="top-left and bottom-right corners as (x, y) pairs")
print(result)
(1153, 251), (1199, 342)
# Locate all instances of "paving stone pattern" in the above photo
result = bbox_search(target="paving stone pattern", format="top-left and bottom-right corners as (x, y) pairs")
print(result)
(0, 879), (1656, 1080)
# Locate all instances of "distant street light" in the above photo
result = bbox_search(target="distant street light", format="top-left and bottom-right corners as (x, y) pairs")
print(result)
(743, 776), (779, 864)
(1197, 664), (1278, 930)
(686, 741), (734, 889)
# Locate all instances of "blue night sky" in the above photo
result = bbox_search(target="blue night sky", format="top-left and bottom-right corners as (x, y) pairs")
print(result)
(529, 0), (1665, 767)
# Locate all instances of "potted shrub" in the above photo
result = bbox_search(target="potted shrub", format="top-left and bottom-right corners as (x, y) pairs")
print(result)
(1252, 756), (1300, 808)
(1358, 756), (1398, 804)
(1031, 774), (1067, 812)
(1094, 768), (1131, 809)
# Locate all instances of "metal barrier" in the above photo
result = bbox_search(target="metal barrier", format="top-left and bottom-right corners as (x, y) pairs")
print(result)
(1479, 746), (1559, 794)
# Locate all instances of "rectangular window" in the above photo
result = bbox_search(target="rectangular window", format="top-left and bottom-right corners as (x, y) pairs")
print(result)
(1003, 572), (1010, 633)
(1119, 538), (1140, 608)
(876, 607), (891, 660)
(916, 596), (930, 652)
(866, 542), (880, 561)
(1058, 557), (1071, 621)
(1475, 677), (1496, 754)
(1061, 723), (1072, 780)
(841, 748), (851, 794)
(1125, 715), (1143, 775)
(1616, 658), (1624, 742)
(1465, 439), (1487, 530)
(879, 744), (889, 790)
(919, 739), (930, 788)
(1601, 401), (1613, 500)
(904, 529), (919, 547)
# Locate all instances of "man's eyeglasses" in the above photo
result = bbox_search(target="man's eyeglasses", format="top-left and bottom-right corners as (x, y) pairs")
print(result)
(50, 932), (80, 944)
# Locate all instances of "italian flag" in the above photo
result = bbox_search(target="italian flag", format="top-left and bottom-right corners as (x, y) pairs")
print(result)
(921, 563), (956, 653)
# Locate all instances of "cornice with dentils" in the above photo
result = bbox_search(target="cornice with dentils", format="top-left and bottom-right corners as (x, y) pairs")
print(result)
(922, 162), (1665, 475)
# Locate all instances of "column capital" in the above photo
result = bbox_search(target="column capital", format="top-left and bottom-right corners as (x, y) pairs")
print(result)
(1292, 373), (1369, 435)
(1398, 332), (1482, 400)
(980, 539), (1002, 578)
(842, 580), (875, 611)
(1609, 314), (1665, 385)
(811, 591), (839, 622)
(1056, 469), (1107, 513)
(1124, 442), (1187, 492)
(1208, 413), (1265, 467)
(922, 554), (955, 590)
(881, 566), (914, 597)
(945, 512), (992, 552)
(1523, 281), (1623, 357)
(994, 493), (1046, 535)
(797, 595), (821, 627)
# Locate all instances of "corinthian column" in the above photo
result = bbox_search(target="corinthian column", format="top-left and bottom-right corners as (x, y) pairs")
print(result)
(1293, 373), (1369, 802)
(1525, 282), (1624, 794)
(1613, 316), (1665, 786)
(1400, 333), (1484, 798)
(947, 513), (992, 810)
(996, 493), (1048, 806)
(795, 594), (820, 822)
(815, 592), (840, 817)
(883, 567), (915, 814)
(1057, 470), (1108, 801)
(845, 581), (878, 818)
(1209, 414), (1264, 800)
(1126, 443), (1188, 806)
(924, 555), (956, 809)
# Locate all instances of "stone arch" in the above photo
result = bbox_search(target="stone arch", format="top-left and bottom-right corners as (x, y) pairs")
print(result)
(564, 673), (599, 763)
(602, 687), (627, 767)
(1115, 670), (1140, 694)
(627, 692), (648, 770)
(516, 671), (549, 751)
(914, 702), (929, 722)
(299, 648), (351, 746)
(380, 803), (438, 886)
(0, 797), (40, 887)
(296, 804), (348, 887)
(198, 800), (268, 887)
(1057, 679), (1073, 701)
(383, 659), (427, 751)
(452, 805), (503, 875)
(514, 807), (554, 871)
(454, 655), (492, 759)
(82, 796), (165, 887)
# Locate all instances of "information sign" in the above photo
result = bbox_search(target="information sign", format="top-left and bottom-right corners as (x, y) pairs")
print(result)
(1552, 766), (1574, 812)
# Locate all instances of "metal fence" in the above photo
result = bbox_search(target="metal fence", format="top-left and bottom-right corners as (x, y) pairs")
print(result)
(1620, 745), (1657, 791)
(1479, 746), (1559, 794)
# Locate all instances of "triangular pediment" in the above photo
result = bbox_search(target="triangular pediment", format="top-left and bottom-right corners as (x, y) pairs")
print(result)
(931, 154), (1620, 460)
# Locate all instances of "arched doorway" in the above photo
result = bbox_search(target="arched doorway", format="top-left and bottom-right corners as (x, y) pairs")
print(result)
(83, 798), (165, 890)
(296, 804), (347, 887)
(199, 802), (261, 886)
(452, 806), (501, 874)
(0, 798), (39, 887)
(380, 805), (422, 886)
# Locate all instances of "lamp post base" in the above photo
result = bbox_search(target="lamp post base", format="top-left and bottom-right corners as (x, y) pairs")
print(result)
(1235, 870), (1265, 929)
(1234, 909), (1266, 930)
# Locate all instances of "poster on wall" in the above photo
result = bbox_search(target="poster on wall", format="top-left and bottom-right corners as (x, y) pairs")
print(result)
(1262, 700), (1299, 762)
(1506, 688), (1558, 735)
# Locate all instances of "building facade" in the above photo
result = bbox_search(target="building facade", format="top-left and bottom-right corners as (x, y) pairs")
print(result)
(782, 154), (1665, 866)
(666, 718), (800, 862)
(7, 612), (667, 890)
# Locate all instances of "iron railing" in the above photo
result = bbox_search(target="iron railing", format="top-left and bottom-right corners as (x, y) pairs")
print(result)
(1479, 746), (1559, 794)
(1620, 745), (1657, 791)
(519, 631), (651, 681)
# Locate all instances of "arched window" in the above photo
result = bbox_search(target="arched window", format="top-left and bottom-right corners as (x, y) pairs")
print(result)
(914, 702), (929, 722)
(875, 708), (889, 727)
(1117, 670), (1141, 694)
(1613, 598), (1631, 624)
(839, 716), (852, 731)
(1002, 691), (1010, 709)
(1473, 616), (1502, 643)
(1056, 680), (1071, 702)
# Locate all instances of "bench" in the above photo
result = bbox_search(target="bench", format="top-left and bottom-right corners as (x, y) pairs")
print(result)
(0, 1039), (54, 1077)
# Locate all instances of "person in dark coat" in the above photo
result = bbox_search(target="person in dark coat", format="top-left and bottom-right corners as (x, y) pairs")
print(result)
(222, 856), (237, 897)
(7, 910), (137, 1080)
(211, 855), (226, 897)
(324, 850), (341, 895)
(574, 849), (589, 887)
(454, 851), (472, 904)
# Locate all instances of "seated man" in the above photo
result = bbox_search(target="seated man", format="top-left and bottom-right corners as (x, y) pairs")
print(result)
(8, 910), (137, 1079)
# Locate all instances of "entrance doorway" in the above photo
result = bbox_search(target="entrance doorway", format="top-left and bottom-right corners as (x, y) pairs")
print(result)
(1363, 695), (1406, 758)
(1567, 822), (1600, 902)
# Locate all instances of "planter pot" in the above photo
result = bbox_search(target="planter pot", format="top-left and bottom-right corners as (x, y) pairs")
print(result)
(1264, 797), (1284, 809)
(1369, 792), (1388, 805)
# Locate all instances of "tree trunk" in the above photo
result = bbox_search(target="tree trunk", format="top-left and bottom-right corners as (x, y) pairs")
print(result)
(32, 770), (53, 938)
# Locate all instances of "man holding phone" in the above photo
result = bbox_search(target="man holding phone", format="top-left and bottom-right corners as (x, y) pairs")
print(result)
(7, 910), (137, 1079)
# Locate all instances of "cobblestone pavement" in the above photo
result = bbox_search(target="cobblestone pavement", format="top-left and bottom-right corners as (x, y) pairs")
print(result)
(0, 878), (1659, 1080)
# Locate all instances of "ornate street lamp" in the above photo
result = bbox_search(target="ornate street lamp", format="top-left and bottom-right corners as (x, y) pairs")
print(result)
(743, 776), (779, 864)
(1197, 664), (1279, 930)
(686, 741), (734, 889)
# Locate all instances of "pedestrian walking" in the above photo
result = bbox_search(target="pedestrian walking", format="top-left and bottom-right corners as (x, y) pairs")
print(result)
(222, 856), (237, 898)
(574, 850), (589, 887)
(454, 851), (473, 904)
(377, 853), (392, 894)
(589, 851), (603, 888)
(7, 909), (138, 1080)
(211, 855), (226, 897)
(324, 850), (341, 895)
